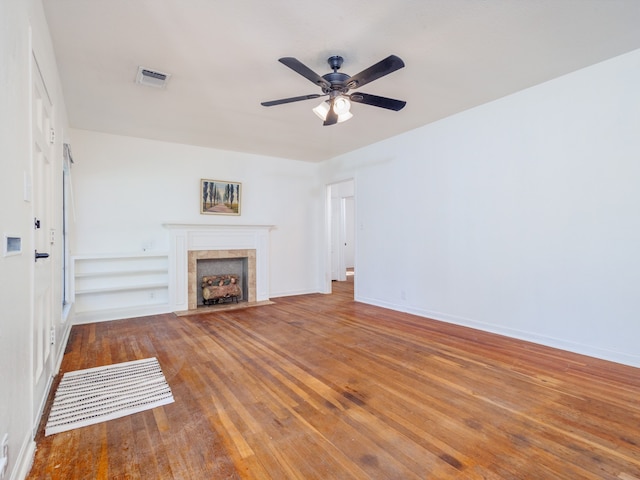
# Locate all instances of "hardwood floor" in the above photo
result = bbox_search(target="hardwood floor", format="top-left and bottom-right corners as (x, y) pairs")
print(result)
(28, 279), (640, 479)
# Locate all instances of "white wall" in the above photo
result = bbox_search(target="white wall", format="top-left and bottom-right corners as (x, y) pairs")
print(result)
(69, 129), (322, 298)
(0, 1), (69, 478)
(0, 2), (33, 477)
(323, 49), (640, 367)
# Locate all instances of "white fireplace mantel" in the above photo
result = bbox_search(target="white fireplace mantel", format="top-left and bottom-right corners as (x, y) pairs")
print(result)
(164, 224), (273, 311)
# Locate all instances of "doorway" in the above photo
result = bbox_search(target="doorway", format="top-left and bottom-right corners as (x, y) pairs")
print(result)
(326, 179), (355, 294)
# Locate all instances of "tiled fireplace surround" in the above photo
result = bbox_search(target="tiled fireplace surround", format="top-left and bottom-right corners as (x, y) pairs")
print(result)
(164, 224), (272, 312)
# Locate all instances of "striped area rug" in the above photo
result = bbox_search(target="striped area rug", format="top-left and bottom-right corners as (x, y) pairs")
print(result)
(45, 357), (174, 436)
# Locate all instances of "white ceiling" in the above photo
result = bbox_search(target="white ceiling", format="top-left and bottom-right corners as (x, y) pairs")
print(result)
(43, 0), (640, 162)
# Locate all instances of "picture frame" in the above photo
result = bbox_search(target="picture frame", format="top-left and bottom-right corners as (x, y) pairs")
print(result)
(200, 179), (241, 215)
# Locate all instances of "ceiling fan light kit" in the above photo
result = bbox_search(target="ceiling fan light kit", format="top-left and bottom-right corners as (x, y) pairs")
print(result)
(332, 97), (352, 115)
(312, 97), (353, 123)
(262, 54), (406, 126)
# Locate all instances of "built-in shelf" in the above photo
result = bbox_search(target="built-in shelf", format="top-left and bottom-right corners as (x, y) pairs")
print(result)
(75, 268), (168, 279)
(75, 282), (169, 295)
(72, 253), (171, 322)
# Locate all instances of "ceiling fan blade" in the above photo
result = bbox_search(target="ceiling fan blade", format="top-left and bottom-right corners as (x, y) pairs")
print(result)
(323, 98), (338, 126)
(261, 94), (323, 107)
(346, 55), (405, 90)
(278, 57), (331, 89)
(349, 92), (406, 111)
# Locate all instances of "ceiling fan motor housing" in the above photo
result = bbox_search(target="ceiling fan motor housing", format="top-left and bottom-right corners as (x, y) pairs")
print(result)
(321, 72), (350, 94)
(320, 56), (350, 94)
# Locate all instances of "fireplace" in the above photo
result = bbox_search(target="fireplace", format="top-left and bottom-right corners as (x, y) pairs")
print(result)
(188, 249), (255, 309)
(164, 224), (272, 313)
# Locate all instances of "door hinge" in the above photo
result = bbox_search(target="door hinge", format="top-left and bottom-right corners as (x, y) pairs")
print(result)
(50, 327), (56, 345)
(49, 127), (56, 145)
(34, 218), (41, 229)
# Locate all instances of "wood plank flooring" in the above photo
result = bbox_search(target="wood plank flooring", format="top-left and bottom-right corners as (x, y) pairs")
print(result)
(28, 279), (640, 479)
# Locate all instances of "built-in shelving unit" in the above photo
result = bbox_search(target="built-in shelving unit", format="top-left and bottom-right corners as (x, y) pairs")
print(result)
(72, 253), (171, 323)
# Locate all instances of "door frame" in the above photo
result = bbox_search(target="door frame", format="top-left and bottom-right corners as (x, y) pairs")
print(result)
(324, 179), (355, 294)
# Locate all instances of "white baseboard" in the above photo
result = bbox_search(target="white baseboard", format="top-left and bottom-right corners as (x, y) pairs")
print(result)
(355, 295), (640, 369)
(73, 304), (172, 324)
(53, 322), (72, 374)
(270, 288), (318, 298)
(10, 432), (35, 480)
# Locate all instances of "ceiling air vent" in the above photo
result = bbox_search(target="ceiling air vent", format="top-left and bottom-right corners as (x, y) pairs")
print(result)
(135, 66), (171, 88)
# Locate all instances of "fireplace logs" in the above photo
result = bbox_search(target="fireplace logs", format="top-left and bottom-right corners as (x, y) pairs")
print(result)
(201, 275), (241, 305)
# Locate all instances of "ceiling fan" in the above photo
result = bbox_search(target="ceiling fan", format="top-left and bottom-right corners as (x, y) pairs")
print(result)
(261, 55), (406, 126)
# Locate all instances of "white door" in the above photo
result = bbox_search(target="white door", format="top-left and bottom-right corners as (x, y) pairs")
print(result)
(344, 196), (355, 269)
(330, 195), (343, 281)
(32, 55), (55, 423)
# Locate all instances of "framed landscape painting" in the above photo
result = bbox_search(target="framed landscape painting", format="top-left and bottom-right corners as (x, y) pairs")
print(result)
(200, 179), (241, 215)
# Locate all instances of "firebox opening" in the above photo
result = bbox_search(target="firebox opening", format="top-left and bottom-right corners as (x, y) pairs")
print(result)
(196, 257), (248, 307)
